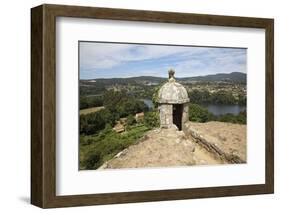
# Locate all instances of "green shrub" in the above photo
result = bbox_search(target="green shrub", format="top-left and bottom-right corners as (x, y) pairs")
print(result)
(189, 104), (213, 123)
(84, 152), (101, 170)
(218, 111), (246, 124)
(144, 111), (160, 129)
(126, 114), (136, 127)
(80, 125), (149, 170)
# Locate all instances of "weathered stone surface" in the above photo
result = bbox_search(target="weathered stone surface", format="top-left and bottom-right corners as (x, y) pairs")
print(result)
(158, 78), (189, 104)
(157, 71), (190, 129)
(183, 121), (246, 163)
(182, 103), (189, 125)
(159, 104), (173, 128)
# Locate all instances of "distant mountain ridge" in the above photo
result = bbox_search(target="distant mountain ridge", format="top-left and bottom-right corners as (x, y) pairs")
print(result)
(81, 72), (246, 84)
(181, 72), (246, 83)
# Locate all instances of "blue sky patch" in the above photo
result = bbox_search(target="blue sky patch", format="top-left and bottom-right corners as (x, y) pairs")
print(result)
(79, 42), (246, 79)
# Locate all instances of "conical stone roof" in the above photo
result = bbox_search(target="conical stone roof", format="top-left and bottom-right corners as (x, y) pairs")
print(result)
(158, 70), (189, 104)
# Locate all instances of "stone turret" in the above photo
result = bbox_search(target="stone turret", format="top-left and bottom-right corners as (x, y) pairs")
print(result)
(157, 69), (189, 130)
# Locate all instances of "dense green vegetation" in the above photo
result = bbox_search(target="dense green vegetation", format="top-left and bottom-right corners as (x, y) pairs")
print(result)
(189, 103), (246, 124)
(80, 82), (106, 96)
(189, 104), (215, 122)
(218, 111), (246, 124)
(144, 111), (160, 129)
(80, 108), (114, 135)
(79, 90), (159, 169)
(80, 96), (103, 109)
(80, 125), (150, 169)
(80, 90), (149, 135)
(103, 90), (149, 117)
(237, 94), (247, 105)
(189, 89), (246, 105)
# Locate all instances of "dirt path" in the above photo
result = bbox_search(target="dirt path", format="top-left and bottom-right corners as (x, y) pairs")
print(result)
(99, 125), (225, 169)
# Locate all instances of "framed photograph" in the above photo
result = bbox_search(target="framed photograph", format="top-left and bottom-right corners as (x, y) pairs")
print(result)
(31, 4), (274, 208)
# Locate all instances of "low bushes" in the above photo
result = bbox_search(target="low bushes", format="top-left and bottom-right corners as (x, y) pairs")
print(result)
(80, 125), (149, 170)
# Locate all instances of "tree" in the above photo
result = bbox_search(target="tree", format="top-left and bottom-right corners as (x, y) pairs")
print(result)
(211, 90), (236, 104)
(103, 90), (126, 113)
(238, 94), (247, 105)
(189, 89), (211, 104)
(104, 90), (148, 117)
(79, 96), (103, 109)
(189, 104), (213, 123)
(79, 109), (115, 135)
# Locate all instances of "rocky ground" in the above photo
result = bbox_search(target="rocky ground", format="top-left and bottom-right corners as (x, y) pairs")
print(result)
(186, 121), (246, 163)
(99, 121), (246, 169)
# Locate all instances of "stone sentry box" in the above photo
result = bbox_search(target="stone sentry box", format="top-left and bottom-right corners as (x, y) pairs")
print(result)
(157, 69), (190, 130)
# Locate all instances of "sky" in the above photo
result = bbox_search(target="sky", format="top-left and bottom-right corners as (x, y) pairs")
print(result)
(79, 42), (247, 80)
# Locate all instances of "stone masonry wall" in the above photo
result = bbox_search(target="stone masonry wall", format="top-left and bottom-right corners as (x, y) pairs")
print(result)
(159, 104), (173, 128)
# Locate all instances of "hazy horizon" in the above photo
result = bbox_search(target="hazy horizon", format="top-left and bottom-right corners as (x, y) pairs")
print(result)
(80, 71), (246, 80)
(79, 42), (247, 80)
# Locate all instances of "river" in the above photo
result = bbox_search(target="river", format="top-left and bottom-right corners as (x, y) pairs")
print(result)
(141, 99), (246, 115)
(141, 99), (154, 109)
(201, 104), (246, 116)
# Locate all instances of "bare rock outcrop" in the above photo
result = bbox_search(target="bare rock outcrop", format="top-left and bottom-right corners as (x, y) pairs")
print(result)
(184, 122), (246, 163)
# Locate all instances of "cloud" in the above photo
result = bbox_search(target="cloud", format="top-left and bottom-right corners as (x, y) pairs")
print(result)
(172, 48), (246, 77)
(79, 42), (246, 79)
